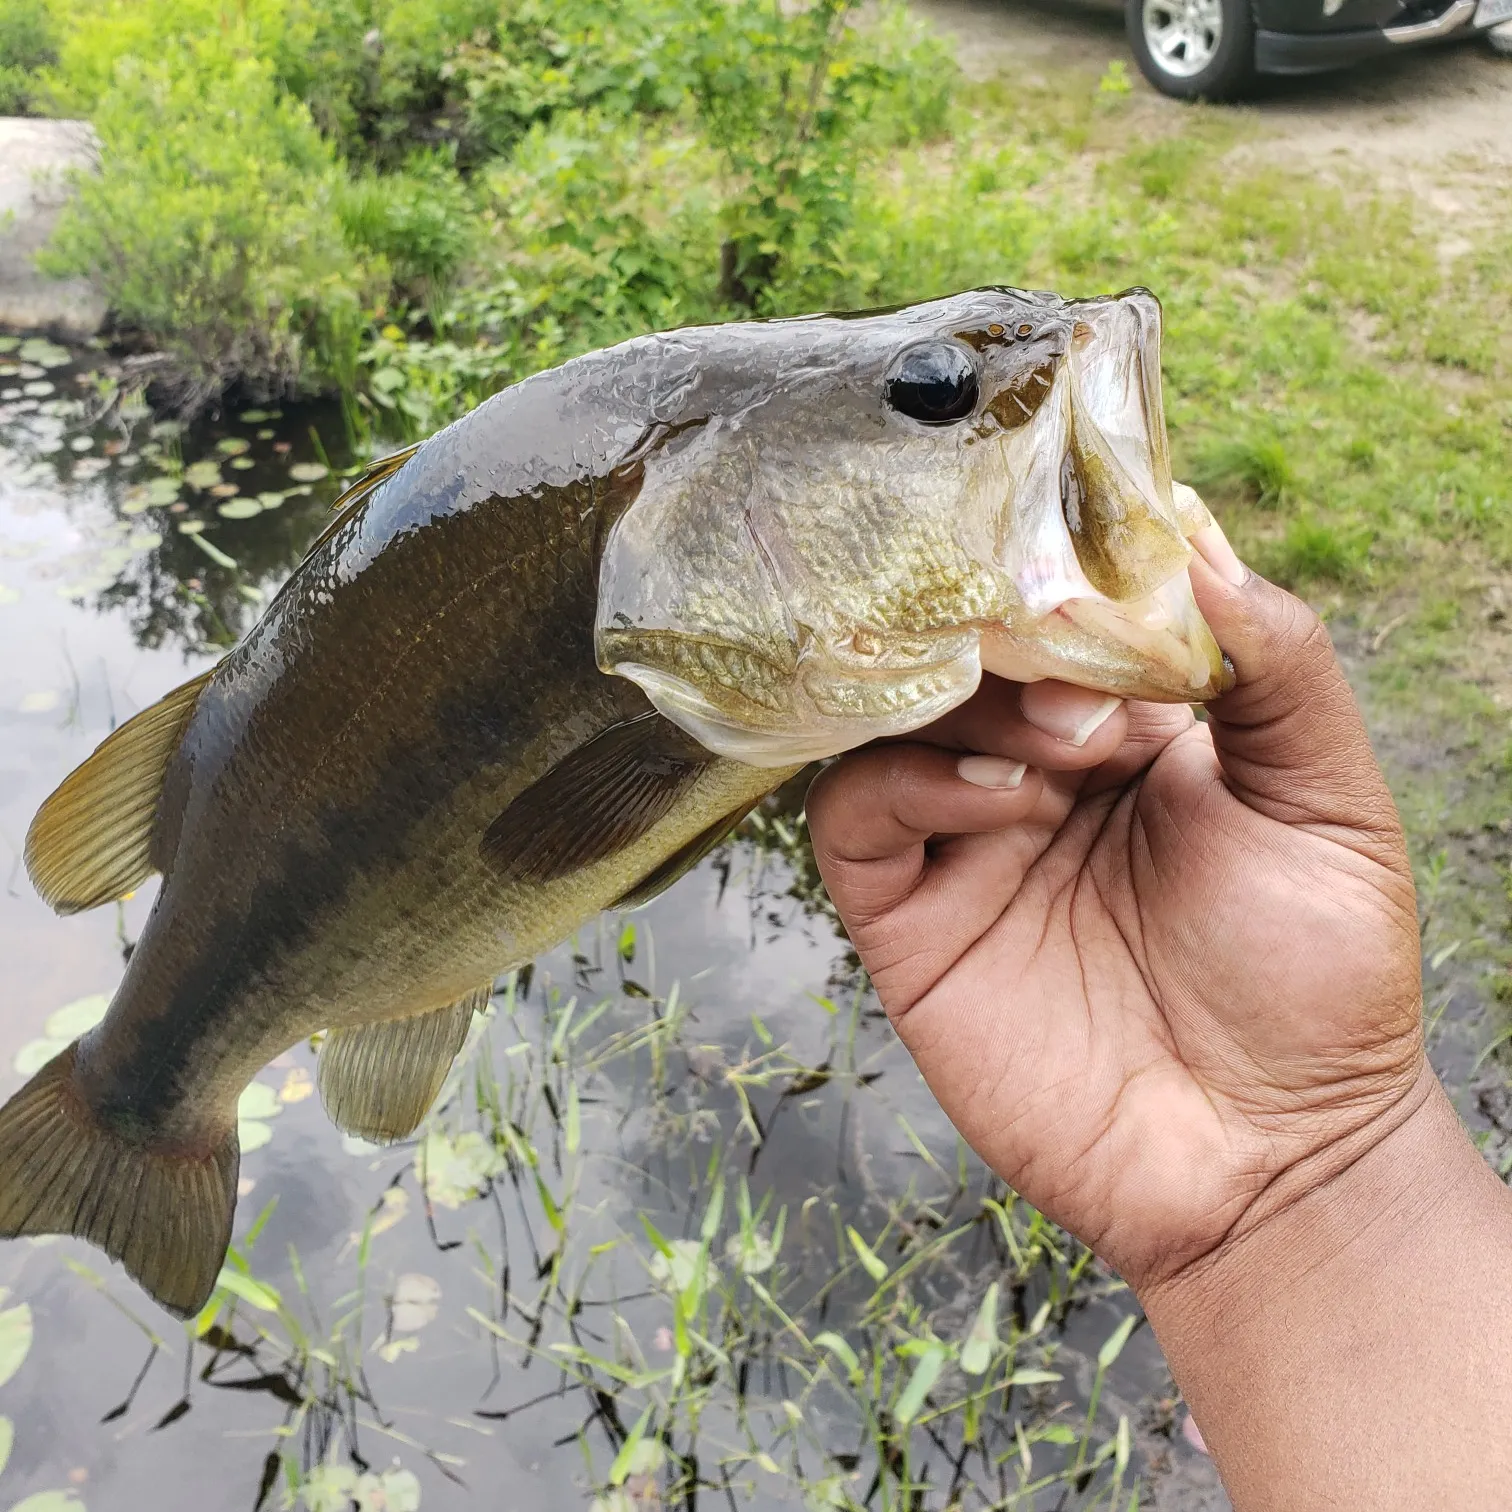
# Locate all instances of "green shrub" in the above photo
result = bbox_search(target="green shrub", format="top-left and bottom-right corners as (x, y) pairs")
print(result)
(41, 33), (368, 406)
(686, 0), (952, 309)
(0, 0), (58, 113)
(338, 149), (478, 308)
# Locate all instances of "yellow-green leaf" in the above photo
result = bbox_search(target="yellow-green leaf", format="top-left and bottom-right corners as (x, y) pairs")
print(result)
(894, 1342), (948, 1425)
(845, 1226), (887, 1283)
(0, 1304), (34, 1388)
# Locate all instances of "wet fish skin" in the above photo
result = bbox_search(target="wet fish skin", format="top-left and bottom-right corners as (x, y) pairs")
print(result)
(0, 286), (1227, 1316)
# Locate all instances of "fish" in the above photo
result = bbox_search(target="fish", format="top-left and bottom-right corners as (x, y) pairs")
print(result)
(0, 285), (1229, 1317)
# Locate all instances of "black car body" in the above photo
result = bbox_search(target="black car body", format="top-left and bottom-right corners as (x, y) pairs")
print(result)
(1127, 0), (1509, 99)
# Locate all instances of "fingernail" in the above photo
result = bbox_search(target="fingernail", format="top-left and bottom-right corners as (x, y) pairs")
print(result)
(1020, 685), (1121, 747)
(957, 755), (1027, 789)
(1192, 522), (1248, 587)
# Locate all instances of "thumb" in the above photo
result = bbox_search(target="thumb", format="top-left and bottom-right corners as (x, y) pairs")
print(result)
(1189, 527), (1406, 868)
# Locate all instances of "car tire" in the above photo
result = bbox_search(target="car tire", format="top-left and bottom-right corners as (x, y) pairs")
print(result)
(1126, 0), (1256, 101)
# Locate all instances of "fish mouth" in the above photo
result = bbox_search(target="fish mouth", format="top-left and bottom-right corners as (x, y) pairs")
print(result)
(981, 290), (1229, 702)
(977, 572), (1228, 702)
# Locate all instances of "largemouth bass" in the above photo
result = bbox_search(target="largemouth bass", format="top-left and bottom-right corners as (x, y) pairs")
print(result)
(0, 287), (1229, 1316)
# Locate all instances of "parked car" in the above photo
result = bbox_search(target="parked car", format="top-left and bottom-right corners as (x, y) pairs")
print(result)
(1126, 0), (1512, 98)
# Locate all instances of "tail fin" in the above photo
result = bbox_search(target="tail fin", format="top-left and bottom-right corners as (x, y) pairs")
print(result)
(0, 1046), (239, 1318)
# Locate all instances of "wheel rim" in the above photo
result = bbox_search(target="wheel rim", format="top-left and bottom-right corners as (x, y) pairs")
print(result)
(1141, 0), (1223, 77)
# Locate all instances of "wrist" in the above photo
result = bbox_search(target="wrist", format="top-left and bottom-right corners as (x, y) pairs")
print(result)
(1138, 1056), (1446, 1320)
(1137, 1066), (1512, 1507)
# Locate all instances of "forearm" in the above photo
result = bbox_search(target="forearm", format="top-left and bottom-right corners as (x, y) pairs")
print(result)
(1140, 1072), (1512, 1511)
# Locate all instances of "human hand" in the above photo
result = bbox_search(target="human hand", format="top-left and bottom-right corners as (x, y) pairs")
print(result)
(806, 535), (1428, 1295)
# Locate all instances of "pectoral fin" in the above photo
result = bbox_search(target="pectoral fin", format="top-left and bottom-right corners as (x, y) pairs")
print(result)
(318, 983), (491, 1144)
(24, 667), (216, 914)
(480, 714), (712, 883)
(611, 798), (763, 911)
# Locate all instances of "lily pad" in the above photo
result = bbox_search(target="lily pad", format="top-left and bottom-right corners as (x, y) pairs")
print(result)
(230, 457), (256, 471)
(725, 1228), (776, 1276)
(288, 462), (328, 483)
(390, 1273), (440, 1332)
(14, 996), (110, 1076)
(0, 1299), (34, 1388)
(21, 382), (54, 399)
(18, 338), (71, 369)
(215, 437), (250, 456)
(183, 460), (222, 490)
(18, 691), (58, 713)
(237, 409), (271, 424)
(47, 995), (109, 1039)
(365, 1186), (408, 1239)
(217, 499), (262, 520)
(237, 1080), (283, 1153)
(300, 1463), (419, 1512)
(416, 1129), (503, 1209)
(8, 1493), (86, 1512)
(649, 1239), (717, 1298)
(0, 1415), (11, 1477)
(279, 1067), (315, 1104)
(0, 586), (19, 605)
(67, 436), (93, 453)
(177, 520), (205, 536)
(256, 492), (286, 510)
(208, 482), (240, 500)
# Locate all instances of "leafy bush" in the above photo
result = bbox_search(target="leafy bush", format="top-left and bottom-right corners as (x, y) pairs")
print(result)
(30, 0), (955, 409)
(687, 0), (952, 308)
(0, 0), (58, 113)
(41, 33), (368, 407)
(338, 149), (478, 309)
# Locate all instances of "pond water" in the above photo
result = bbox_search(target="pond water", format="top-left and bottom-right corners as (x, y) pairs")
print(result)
(0, 339), (1244, 1512)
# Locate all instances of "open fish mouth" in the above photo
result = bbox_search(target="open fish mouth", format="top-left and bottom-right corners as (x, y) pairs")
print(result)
(978, 291), (1227, 703)
(594, 286), (1231, 769)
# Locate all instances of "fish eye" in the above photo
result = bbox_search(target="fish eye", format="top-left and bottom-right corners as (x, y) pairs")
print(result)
(884, 341), (979, 425)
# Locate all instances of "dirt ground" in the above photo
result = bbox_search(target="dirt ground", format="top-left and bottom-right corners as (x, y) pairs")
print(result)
(916, 0), (1512, 200)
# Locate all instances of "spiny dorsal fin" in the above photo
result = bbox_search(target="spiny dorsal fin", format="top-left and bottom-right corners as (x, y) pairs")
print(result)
(24, 667), (216, 915)
(480, 714), (712, 883)
(296, 442), (422, 561)
(318, 983), (491, 1144)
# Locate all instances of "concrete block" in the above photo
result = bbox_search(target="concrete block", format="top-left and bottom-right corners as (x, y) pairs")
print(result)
(0, 116), (107, 337)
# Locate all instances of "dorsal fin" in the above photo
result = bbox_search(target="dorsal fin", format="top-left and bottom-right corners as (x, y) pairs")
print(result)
(24, 667), (216, 915)
(299, 442), (421, 559)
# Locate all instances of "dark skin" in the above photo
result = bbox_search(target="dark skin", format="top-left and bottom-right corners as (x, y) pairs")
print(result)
(807, 529), (1512, 1510)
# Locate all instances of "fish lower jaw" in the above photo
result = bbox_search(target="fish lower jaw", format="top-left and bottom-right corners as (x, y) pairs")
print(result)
(613, 651), (985, 766)
(978, 580), (1225, 702)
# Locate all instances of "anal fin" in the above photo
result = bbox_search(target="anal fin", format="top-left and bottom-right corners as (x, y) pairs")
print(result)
(25, 667), (216, 915)
(318, 983), (491, 1144)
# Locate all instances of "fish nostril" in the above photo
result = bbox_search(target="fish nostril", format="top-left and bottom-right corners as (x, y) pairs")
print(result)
(850, 628), (881, 657)
(1015, 323), (1033, 338)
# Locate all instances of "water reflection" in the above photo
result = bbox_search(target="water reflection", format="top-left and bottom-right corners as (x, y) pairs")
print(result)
(0, 341), (1196, 1512)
